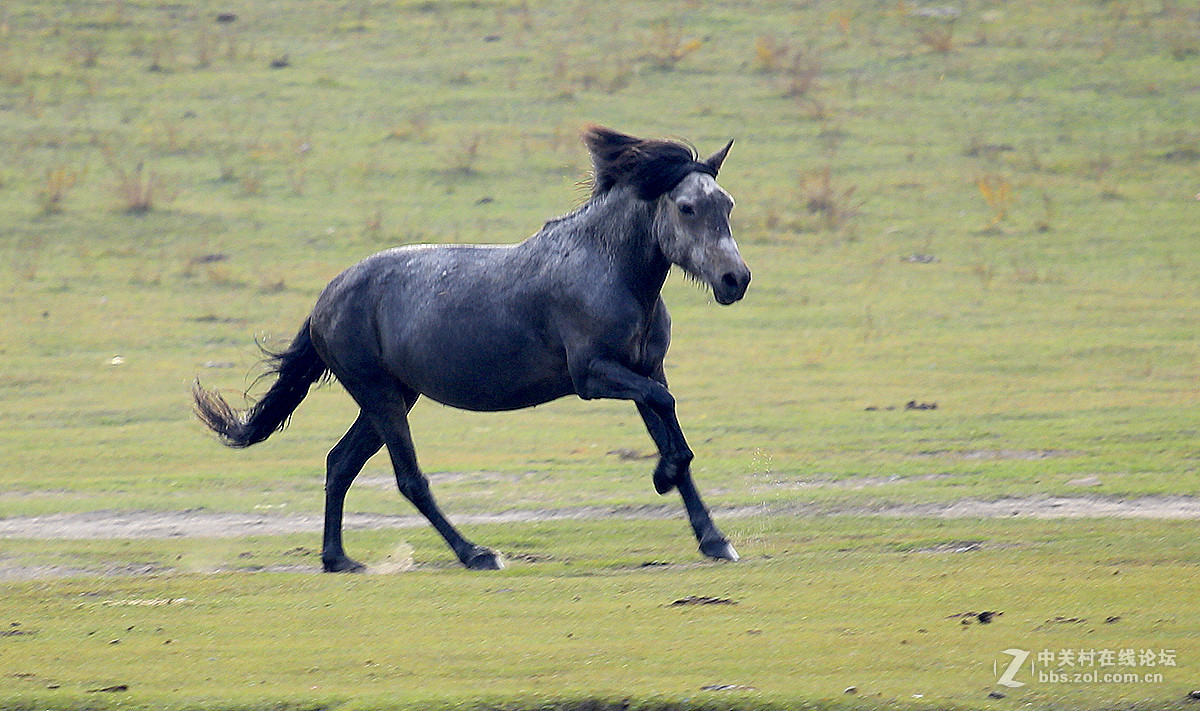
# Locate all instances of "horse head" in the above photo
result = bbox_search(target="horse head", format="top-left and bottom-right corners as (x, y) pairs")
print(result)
(654, 141), (751, 305)
(582, 126), (751, 305)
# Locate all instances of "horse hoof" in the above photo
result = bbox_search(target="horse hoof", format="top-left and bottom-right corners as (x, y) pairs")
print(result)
(463, 547), (504, 571)
(322, 556), (367, 573)
(700, 539), (739, 562)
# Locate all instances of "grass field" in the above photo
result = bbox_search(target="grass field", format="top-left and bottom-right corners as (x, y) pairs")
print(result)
(1, 0), (1198, 709)
(4, 517), (1200, 709)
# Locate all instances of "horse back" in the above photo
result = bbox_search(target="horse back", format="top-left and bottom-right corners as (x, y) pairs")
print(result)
(311, 243), (576, 410)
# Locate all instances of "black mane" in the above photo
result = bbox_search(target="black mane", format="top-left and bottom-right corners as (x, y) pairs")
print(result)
(583, 125), (717, 201)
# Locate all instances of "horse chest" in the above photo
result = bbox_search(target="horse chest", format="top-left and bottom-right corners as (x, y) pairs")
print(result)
(609, 303), (669, 373)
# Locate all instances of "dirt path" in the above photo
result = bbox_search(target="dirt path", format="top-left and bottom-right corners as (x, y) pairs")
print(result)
(3, 495), (1200, 540)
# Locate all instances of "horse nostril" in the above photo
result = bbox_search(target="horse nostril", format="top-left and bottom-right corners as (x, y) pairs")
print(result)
(721, 271), (749, 292)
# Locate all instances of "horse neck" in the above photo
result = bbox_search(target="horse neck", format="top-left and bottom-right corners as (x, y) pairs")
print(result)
(559, 189), (670, 304)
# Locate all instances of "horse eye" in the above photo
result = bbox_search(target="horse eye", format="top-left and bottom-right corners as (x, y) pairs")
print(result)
(678, 203), (695, 216)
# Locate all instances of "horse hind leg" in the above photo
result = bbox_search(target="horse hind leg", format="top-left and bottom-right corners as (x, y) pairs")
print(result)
(353, 383), (503, 571)
(393, 457), (504, 570)
(322, 412), (383, 572)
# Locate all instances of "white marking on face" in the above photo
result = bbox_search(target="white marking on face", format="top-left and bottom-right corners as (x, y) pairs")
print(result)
(686, 173), (735, 214)
(694, 173), (723, 197)
(717, 235), (740, 258)
(677, 172), (732, 203)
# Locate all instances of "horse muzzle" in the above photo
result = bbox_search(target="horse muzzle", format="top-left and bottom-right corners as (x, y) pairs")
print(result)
(713, 266), (751, 305)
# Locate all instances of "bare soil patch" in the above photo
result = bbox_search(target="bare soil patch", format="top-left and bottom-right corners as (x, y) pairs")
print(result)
(867, 495), (1200, 519)
(2, 496), (1199, 541)
(2, 496), (1198, 581)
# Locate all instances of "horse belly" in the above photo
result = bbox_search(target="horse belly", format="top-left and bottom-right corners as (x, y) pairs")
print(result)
(388, 318), (575, 412)
(426, 374), (575, 412)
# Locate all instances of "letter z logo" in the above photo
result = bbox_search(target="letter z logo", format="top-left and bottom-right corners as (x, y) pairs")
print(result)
(995, 648), (1030, 688)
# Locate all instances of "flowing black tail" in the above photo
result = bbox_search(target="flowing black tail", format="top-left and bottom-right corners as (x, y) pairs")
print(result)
(192, 318), (329, 448)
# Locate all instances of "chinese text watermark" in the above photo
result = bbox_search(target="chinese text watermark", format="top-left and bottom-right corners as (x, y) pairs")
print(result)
(995, 648), (1175, 688)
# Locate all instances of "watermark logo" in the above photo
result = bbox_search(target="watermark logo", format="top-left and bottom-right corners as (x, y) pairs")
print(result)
(995, 648), (1175, 687)
(995, 649), (1030, 688)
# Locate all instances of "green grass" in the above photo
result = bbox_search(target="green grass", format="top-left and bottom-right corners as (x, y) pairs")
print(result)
(3, 517), (1199, 710)
(0, 0), (1198, 708)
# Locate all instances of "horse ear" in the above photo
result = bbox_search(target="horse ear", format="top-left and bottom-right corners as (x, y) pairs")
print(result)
(704, 138), (734, 174)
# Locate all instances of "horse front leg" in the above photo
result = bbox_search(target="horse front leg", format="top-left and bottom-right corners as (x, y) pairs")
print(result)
(636, 402), (739, 562)
(633, 402), (691, 494)
(580, 359), (738, 562)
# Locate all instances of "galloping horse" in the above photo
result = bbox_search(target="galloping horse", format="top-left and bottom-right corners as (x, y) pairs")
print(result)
(193, 126), (751, 571)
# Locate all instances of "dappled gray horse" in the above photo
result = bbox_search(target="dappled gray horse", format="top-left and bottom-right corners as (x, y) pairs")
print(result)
(193, 126), (751, 571)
